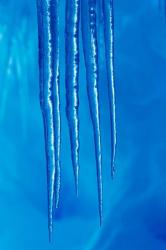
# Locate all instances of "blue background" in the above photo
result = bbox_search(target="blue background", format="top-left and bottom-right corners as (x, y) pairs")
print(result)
(0, 0), (166, 249)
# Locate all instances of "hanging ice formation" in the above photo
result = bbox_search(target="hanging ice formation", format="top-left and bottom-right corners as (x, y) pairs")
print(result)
(36, 0), (61, 241)
(36, 0), (116, 239)
(65, 0), (80, 196)
(102, 0), (117, 177)
(81, 0), (103, 225)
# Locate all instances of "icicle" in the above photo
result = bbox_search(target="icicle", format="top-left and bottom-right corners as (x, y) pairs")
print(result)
(102, 0), (117, 177)
(65, 0), (80, 195)
(50, 0), (61, 209)
(81, 0), (103, 225)
(36, 0), (61, 241)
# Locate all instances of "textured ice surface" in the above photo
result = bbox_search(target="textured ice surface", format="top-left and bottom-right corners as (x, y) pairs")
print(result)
(1, 0), (166, 249)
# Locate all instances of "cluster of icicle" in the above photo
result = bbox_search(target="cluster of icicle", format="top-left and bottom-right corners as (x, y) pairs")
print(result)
(36, 0), (116, 241)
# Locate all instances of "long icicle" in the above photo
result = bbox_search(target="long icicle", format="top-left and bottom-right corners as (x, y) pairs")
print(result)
(102, 0), (117, 177)
(36, 0), (61, 241)
(50, 0), (61, 209)
(81, 0), (103, 225)
(65, 0), (80, 195)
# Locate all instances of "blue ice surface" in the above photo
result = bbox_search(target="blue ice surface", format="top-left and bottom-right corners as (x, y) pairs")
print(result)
(0, 0), (166, 249)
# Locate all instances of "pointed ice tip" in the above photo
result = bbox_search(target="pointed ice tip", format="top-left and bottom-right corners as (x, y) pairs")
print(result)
(74, 170), (79, 197)
(76, 186), (79, 198)
(111, 163), (116, 179)
(99, 212), (103, 227)
(55, 197), (59, 209)
(75, 180), (79, 198)
(99, 203), (103, 227)
(48, 227), (53, 243)
(48, 223), (53, 243)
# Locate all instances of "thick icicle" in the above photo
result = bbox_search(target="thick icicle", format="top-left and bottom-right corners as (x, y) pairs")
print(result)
(102, 0), (117, 177)
(65, 0), (80, 195)
(36, 0), (61, 241)
(81, 0), (103, 224)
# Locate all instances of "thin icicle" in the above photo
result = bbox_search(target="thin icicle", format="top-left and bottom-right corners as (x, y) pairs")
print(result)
(36, 0), (61, 241)
(65, 0), (80, 195)
(81, 0), (103, 225)
(50, 0), (61, 209)
(102, 0), (117, 177)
